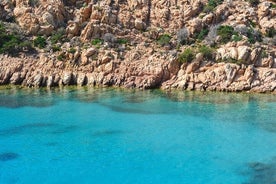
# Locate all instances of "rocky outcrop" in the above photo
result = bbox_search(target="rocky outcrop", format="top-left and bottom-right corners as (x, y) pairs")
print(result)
(0, 0), (276, 93)
(0, 47), (275, 93)
(1, 0), (272, 37)
(162, 62), (276, 92)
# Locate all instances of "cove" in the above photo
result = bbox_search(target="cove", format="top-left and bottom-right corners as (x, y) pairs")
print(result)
(0, 86), (276, 184)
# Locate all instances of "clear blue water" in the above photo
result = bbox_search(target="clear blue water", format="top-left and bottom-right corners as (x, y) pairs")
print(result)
(0, 87), (276, 184)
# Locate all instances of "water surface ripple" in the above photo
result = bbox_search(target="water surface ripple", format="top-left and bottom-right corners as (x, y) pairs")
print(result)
(0, 86), (275, 184)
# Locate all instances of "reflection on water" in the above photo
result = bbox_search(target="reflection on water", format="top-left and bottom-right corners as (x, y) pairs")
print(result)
(0, 86), (55, 108)
(163, 90), (276, 104)
(0, 86), (275, 134)
(1, 85), (275, 106)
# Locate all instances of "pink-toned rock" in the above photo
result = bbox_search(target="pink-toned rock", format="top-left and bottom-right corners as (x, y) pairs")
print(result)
(229, 47), (238, 60)
(238, 46), (251, 63)
(186, 62), (200, 74)
(101, 55), (112, 64)
(62, 72), (72, 85)
(77, 73), (87, 86)
(224, 63), (238, 85)
(244, 65), (254, 84)
(134, 19), (146, 30)
(33, 73), (43, 87)
(66, 21), (79, 36)
(10, 72), (22, 85)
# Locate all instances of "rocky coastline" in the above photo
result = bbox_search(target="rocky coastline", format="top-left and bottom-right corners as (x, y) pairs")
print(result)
(0, 0), (275, 93)
(0, 52), (275, 93)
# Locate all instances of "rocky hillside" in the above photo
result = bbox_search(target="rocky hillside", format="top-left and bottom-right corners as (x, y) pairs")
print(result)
(0, 0), (276, 92)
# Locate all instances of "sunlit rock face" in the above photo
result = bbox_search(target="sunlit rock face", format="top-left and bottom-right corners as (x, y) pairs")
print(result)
(0, 0), (275, 92)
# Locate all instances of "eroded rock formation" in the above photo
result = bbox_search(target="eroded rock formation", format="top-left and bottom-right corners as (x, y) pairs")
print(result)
(0, 0), (275, 92)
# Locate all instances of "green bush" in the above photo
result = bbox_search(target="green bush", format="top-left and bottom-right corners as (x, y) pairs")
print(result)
(51, 30), (64, 44)
(222, 57), (242, 64)
(261, 50), (268, 58)
(91, 38), (103, 46)
(52, 45), (61, 52)
(246, 0), (260, 6)
(29, 0), (39, 7)
(265, 28), (276, 38)
(117, 38), (128, 44)
(196, 28), (209, 41)
(0, 22), (33, 55)
(203, 0), (224, 13)
(217, 25), (235, 43)
(198, 45), (214, 60)
(57, 53), (66, 61)
(232, 35), (243, 42)
(157, 34), (171, 46)
(33, 36), (46, 49)
(178, 48), (195, 63)
(203, 5), (215, 13)
(208, 0), (224, 7)
(248, 19), (257, 28)
(247, 29), (262, 44)
(68, 47), (76, 54)
(0, 35), (19, 53)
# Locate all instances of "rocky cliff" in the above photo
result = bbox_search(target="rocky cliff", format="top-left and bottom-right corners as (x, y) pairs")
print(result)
(0, 0), (275, 92)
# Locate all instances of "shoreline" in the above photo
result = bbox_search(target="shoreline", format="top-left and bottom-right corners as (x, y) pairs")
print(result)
(0, 54), (275, 94)
(0, 82), (275, 95)
(1, 0), (276, 94)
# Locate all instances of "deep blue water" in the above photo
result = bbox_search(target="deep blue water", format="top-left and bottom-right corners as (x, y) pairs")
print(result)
(0, 86), (276, 184)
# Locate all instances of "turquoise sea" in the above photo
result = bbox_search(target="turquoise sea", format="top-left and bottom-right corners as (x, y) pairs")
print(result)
(0, 86), (276, 184)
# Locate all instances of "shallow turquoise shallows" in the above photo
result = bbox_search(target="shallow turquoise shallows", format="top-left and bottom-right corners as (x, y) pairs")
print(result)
(0, 87), (276, 184)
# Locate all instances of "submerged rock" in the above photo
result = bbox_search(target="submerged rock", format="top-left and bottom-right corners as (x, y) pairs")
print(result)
(247, 160), (276, 184)
(0, 152), (19, 161)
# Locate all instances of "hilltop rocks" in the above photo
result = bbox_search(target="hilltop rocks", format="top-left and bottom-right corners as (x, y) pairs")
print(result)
(10, 0), (66, 35)
(0, 0), (274, 38)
